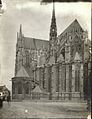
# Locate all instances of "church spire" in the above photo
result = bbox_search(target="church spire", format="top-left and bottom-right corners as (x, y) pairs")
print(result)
(20, 24), (22, 35)
(19, 24), (24, 39)
(52, 0), (55, 20)
(49, 0), (57, 55)
(50, 0), (57, 37)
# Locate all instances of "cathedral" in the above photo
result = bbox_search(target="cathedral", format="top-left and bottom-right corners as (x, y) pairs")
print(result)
(12, 3), (91, 101)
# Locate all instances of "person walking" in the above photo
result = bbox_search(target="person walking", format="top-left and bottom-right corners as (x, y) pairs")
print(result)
(0, 98), (3, 108)
(0, 92), (3, 108)
(7, 91), (10, 104)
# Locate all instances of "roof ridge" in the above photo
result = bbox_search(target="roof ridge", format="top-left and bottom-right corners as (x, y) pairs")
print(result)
(58, 19), (83, 38)
(24, 36), (49, 42)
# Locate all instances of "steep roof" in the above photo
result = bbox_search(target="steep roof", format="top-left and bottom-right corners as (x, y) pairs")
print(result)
(16, 66), (30, 78)
(57, 19), (84, 56)
(58, 19), (83, 39)
(24, 66), (33, 78)
(24, 37), (49, 50)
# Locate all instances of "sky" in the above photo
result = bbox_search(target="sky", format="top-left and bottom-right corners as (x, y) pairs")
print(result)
(0, 0), (91, 91)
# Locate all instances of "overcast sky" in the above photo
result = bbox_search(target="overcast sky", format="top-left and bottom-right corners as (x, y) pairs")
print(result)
(0, 0), (91, 90)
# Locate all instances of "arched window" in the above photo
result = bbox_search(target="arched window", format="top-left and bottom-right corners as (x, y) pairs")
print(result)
(25, 51), (30, 66)
(56, 65), (59, 92)
(25, 82), (29, 94)
(48, 66), (52, 92)
(75, 70), (80, 92)
(18, 82), (22, 94)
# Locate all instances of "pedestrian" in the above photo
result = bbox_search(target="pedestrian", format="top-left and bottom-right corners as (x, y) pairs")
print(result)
(7, 91), (10, 104)
(0, 92), (3, 108)
(0, 98), (3, 108)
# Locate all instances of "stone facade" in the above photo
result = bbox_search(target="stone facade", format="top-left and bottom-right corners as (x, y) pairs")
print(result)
(12, 3), (91, 101)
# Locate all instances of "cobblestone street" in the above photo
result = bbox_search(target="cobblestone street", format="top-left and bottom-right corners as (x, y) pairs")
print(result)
(0, 101), (88, 118)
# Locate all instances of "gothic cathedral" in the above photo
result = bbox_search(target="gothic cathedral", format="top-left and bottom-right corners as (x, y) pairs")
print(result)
(12, 3), (91, 101)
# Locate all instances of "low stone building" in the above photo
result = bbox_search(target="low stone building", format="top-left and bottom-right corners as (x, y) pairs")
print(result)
(12, 66), (37, 100)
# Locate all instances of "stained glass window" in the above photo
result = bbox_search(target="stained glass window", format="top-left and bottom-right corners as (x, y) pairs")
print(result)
(18, 82), (22, 94)
(25, 82), (29, 94)
(75, 70), (80, 92)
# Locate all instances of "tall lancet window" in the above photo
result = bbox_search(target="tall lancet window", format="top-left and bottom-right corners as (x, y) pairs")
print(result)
(25, 82), (29, 94)
(26, 51), (30, 66)
(75, 69), (80, 92)
(18, 82), (22, 94)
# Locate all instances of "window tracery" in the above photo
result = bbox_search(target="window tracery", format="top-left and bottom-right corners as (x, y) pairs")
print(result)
(25, 82), (29, 94)
(18, 82), (22, 94)
(75, 67), (80, 92)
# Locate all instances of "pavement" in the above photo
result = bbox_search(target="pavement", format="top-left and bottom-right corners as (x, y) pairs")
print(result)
(0, 101), (88, 118)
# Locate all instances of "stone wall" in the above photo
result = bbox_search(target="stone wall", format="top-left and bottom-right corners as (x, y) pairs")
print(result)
(12, 78), (33, 100)
(34, 60), (85, 100)
(12, 60), (90, 101)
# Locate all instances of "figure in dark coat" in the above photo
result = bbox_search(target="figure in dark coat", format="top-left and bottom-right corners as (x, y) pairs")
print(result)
(0, 99), (3, 108)
(7, 91), (10, 103)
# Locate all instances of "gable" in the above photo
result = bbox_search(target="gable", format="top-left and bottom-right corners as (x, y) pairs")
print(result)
(24, 66), (33, 78)
(58, 19), (83, 45)
(57, 19), (84, 57)
(57, 54), (64, 62)
(16, 66), (29, 78)
(74, 52), (81, 61)
(32, 85), (42, 93)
